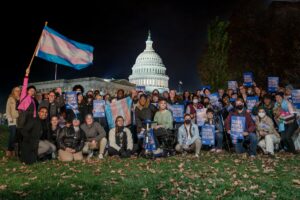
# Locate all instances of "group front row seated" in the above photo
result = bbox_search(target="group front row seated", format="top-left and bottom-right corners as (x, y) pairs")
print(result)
(19, 95), (295, 164)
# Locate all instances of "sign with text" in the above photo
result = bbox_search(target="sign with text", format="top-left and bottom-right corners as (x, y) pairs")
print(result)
(230, 116), (245, 143)
(136, 85), (146, 92)
(292, 89), (300, 109)
(93, 100), (105, 118)
(243, 72), (253, 87)
(228, 81), (238, 92)
(65, 91), (78, 113)
(196, 108), (207, 127)
(268, 77), (279, 92)
(201, 124), (215, 146)
(246, 96), (259, 112)
(209, 93), (219, 106)
(168, 104), (184, 122)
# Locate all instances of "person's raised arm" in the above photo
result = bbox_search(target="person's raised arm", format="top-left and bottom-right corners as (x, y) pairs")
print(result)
(20, 67), (30, 100)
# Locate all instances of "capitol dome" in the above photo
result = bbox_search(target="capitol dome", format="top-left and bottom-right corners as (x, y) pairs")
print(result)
(129, 31), (169, 93)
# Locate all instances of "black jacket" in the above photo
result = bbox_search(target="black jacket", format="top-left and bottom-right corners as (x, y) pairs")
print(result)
(20, 117), (43, 164)
(58, 126), (85, 152)
(135, 104), (153, 132)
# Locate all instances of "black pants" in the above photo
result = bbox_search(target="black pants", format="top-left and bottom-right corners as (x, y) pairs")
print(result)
(281, 120), (298, 153)
(108, 147), (132, 158)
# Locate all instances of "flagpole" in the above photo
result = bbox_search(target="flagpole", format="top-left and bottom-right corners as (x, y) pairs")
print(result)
(27, 21), (48, 71)
(55, 64), (57, 80)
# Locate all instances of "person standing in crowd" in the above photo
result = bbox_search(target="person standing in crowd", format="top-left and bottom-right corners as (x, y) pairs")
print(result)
(149, 94), (159, 115)
(220, 94), (234, 120)
(18, 67), (38, 127)
(218, 89), (225, 99)
(256, 108), (280, 157)
(182, 91), (191, 108)
(204, 108), (224, 153)
(108, 116), (134, 158)
(57, 118), (85, 162)
(203, 88), (211, 97)
(77, 93), (87, 123)
(5, 86), (20, 157)
(238, 85), (247, 103)
(168, 89), (180, 105)
(37, 107), (56, 160)
(252, 94), (274, 120)
(284, 84), (293, 102)
(20, 107), (48, 164)
(176, 114), (201, 158)
(39, 88), (64, 119)
(81, 114), (107, 159)
(73, 85), (84, 94)
(116, 89), (125, 100)
(162, 91), (170, 100)
(186, 95), (204, 124)
(226, 89), (234, 98)
(273, 92), (298, 154)
(225, 98), (257, 158)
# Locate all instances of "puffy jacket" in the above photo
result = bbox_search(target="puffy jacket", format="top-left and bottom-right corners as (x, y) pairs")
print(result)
(58, 127), (85, 152)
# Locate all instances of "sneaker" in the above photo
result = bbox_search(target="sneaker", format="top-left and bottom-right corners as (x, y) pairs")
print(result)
(216, 149), (223, 153)
(250, 155), (256, 159)
(194, 153), (199, 158)
(210, 148), (216, 152)
(51, 152), (56, 159)
(98, 153), (104, 159)
(87, 151), (94, 159)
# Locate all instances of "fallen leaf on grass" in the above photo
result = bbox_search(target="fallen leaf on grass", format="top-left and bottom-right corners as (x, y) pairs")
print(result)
(292, 179), (300, 185)
(141, 188), (149, 198)
(0, 185), (7, 191)
(250, 185), (259, 190)
(13, 191), (28, 197)
(29, 176), (37, 181)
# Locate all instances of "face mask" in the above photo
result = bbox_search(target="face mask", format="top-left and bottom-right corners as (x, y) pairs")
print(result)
(185, 119), (191, 124)
(236, 105), (244, 110)
(258, 112), (266, 118)
(193, 99), (198, 104)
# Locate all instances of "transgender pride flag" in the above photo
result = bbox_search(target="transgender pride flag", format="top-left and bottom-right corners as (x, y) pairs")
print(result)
(36, 26), (94, 70)
(105, 97), (132, 129)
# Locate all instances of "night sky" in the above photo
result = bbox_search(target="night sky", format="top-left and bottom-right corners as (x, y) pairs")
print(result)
(0, 0), (239, 112)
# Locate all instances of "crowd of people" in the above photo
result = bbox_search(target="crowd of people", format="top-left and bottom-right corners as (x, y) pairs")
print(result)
(4, 67), (300, 164)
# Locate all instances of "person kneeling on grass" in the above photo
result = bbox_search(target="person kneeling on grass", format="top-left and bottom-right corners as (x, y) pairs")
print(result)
(256, 108), (280, 158)
(204, 108), (224, 153)
(108, 116), (134, 158)
(176, 114), (202, 158)
(81, 114), (107, 159)
(57, 118), (85, 162)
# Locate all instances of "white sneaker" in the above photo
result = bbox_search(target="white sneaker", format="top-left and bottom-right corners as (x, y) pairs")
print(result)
(194, 153), (199, 158)
(98, 153), (104, 159)
(51, 152), (56, 159)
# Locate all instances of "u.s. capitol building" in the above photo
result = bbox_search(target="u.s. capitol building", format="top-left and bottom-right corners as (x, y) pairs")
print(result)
(129, 31), (169, 93)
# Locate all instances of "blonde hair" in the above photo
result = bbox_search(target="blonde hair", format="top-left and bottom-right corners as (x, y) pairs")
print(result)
(9, 87), (20, 100)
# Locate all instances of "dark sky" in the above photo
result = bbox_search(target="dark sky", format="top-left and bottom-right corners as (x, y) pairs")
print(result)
(0, 0), (239, 112)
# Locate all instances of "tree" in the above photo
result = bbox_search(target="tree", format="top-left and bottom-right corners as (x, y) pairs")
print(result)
(197, 17), (230, 90)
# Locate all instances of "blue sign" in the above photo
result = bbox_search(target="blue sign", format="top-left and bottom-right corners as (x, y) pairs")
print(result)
(230, 116), (245, 143)
(228, 81), (238, 92)
(65, 91), (78, 113)
(200, 85), (211, 90)
(144, 128), (157, 151)
(209, 93), (219, 106)
(136, 85), (146, 92)
(168, 104), (184, 122)
(201, 124), (215, 146)
(243, 72), (253, 87)
(246, 96), (259, 112)
(268, 77), (279, 92)
(292, 90), (300, 109)
(196, 108), (207, 127)
(93, 100), (105, 118)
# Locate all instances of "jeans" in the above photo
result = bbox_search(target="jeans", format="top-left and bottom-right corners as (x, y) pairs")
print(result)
(8, 125), (17, 151)
(281, 120), (298, 153)
(234, 133), (257, 156)
(215, 132), (224, 149)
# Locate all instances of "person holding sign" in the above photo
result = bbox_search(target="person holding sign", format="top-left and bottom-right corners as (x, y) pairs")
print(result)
(186, 95), (204, 124)
(273, 92), (298, 154)
(176, 114), (201, 158)
(204, 108), (224, 153)
(256, 108), (280, 157)
(225, 98), (257, 157)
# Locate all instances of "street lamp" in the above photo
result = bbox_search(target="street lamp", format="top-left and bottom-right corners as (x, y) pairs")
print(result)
(178, 81), (183, 94)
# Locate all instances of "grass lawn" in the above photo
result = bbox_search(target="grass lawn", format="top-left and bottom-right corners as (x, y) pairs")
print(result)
(0, 125), (299, 199)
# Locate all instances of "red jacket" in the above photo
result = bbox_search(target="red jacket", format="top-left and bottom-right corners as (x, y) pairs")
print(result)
(225, 109), (255, 133)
